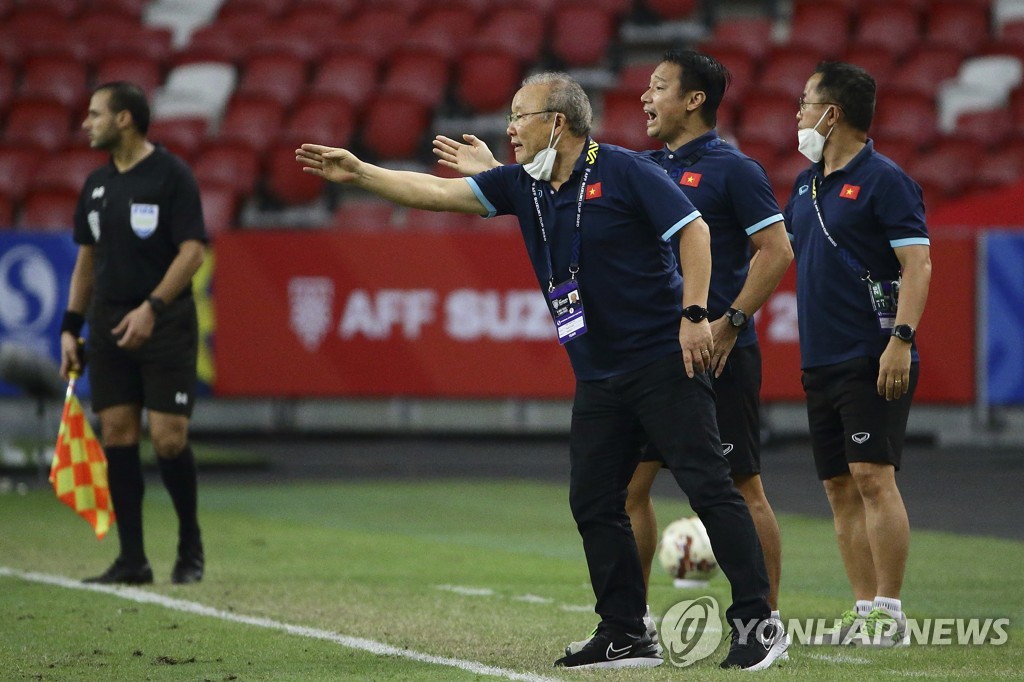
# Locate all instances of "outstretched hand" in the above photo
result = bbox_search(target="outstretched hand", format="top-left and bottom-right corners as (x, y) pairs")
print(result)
(295, 144), (363, 184)
(432, 134), (499, 177)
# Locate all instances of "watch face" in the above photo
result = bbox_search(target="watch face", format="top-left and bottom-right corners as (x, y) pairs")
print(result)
(730, 310), (747, 327)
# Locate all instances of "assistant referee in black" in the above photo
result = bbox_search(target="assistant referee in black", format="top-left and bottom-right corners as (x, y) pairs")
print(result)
(59, 81), (208, 585)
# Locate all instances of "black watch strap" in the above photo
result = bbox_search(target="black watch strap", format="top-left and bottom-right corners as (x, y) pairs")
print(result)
(682, 305), (709, 323)
(147, 295), (168, 317)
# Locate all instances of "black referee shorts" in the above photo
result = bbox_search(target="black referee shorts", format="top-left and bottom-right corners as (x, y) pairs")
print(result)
(801, 356), (919, 481)
(640, 344), (762, 477)
(87, 298), (198, 417)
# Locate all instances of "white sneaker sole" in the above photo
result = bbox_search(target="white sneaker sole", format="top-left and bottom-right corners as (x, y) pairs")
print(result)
(562, 657), (663, 670)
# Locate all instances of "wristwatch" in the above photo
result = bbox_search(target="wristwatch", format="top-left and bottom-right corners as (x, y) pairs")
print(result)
(726, 307), (749, 330)
(682, 305), (709, 323)
(147, 295), (168, 317)
(891, 324), (915, 342)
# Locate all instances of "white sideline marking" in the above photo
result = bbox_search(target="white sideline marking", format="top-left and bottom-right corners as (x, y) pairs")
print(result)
(804, 652), (871, 664)
(435, 583), (594, 614)
(1, 567), (559, 682)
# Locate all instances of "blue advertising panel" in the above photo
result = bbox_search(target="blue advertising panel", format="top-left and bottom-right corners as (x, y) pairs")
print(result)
(0, 232), (89, 397)
(986, 231), (1024, 405)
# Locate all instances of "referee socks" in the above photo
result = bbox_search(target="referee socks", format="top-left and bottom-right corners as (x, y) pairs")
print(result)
(157, 445), (201, 547)
(105, 444), (147, 564)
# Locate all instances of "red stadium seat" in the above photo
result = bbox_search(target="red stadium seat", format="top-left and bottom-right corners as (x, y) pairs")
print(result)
(851, 5), (921, 60)
(380, 53), (450, 108)
(0, 62), (13, 116)
(974, 145), (1024, 187)
(926, 2), (991, 55)
(217, 0), (292, 22)
(644, 0), (698, 21)
(698, 17), (774, 61)
(336, 9), (413, 60)
(192, 143), (262, 195)
(687, 47), (754, 104)
(409, 7), (480, 58)
(472, 8), (544, 63)
(174, 25), (246, 67)
(281, 97), (357, 148)
(2, 98), (73, 152)
(870, 137), (918, 171)
(456, 48), (523, 114)
(0, 192), (13, 228)
(90, 0), (146, 18)
(841, 46), (899, 90)
(609, 62), (659, 98)
(331, 200), (396, 230)
(954, 108), (1015, 149)
(263, 143), (325, 206)
(19, 0), (83, 20)
(310, 53), (379, 109)
(733, 139), (780, 171)
(787, 3), (851, 59)
(360, 95), (430, 159)
(873, 91), (937, 149)
(597, 91), (660, 151)
(551, 3), (614, 67)
(31, 147), (106, 194)
(906, 144), (976, 203)
(199, 185), (240, 238)
(755, 47), (821, 98)
(94, 55), (163, 96)
(0, 145), (43, 203)
(1004, 19), (1024, 48)
(77, 9), (141, 39)
(18, 56), (89, 110)
(19, 188), (80, 231)
(236, 53), (308, 109)
(736, 96), (799, 153)
(767, 152), (810, 199)
(149, 118), (207, 162)
(888, 47), (964, 98)
(89, 26), (173, 65)
(217, 95), (287, 153)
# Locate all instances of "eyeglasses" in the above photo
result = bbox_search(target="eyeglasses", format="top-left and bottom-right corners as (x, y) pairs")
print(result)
(798, 96), (837, 111)
(506, 109), (555, 124)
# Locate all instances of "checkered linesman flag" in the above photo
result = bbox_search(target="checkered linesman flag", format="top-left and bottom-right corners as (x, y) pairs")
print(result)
(49, 373), (114, 539)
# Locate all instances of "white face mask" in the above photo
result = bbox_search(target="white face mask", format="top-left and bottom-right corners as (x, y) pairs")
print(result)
(523, 118), (562, 181)
(797, 107), (834, 163)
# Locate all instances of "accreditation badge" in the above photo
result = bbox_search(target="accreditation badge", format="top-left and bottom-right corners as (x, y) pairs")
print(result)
(548, 280), (587, 345)
(130, 203), (159, 238)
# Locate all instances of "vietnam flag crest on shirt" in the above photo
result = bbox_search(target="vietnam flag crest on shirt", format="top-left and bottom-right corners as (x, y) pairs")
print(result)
(585, 182), (602, 200)
(840, 184), (861, 200)
(680, 172), (702, 187)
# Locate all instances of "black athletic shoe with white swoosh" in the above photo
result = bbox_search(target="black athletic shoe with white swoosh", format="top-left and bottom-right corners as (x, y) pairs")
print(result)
(719, 619), (789, 671)
(553, 629), (662, 669)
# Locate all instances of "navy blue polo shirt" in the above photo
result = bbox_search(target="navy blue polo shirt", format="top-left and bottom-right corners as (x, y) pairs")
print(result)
(467, 140), (702, 381)
(783, 139), (929, 369)
(649, 130), (783, 348)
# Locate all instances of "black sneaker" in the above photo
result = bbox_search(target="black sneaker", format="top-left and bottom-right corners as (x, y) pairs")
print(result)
(171, 541), (204, 584)
(719, 620), (789, 671)
(83, 557), (153, 585)
(554, 629), (662, 669)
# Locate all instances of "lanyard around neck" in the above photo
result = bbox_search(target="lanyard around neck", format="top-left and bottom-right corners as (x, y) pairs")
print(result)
(811, 175), (871, 281)
(531, 143), (597, 291)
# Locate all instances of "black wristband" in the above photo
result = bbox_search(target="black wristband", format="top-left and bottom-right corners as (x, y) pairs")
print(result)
(60, 310), (85, 337)
(147, 295), (168, 317)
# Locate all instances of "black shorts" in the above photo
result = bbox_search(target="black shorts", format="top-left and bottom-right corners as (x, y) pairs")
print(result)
(640, 344), (762, 476)
(802, 356), (919, 481)
(87, 297), (198, 417)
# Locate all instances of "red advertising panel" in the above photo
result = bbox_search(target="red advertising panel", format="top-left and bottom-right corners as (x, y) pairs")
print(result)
(758, 234), (976, 403)
(215, 230), (975, 403)
(214, 229), (576, 397)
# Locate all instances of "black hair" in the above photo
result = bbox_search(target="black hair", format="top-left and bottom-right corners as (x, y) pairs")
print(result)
(94, 81), (151, 134)
(660, 49), (731, 127)
(813, 61), (876, 133)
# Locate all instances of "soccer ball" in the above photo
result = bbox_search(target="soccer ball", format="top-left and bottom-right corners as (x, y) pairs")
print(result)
(658, 516), (720, 587)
